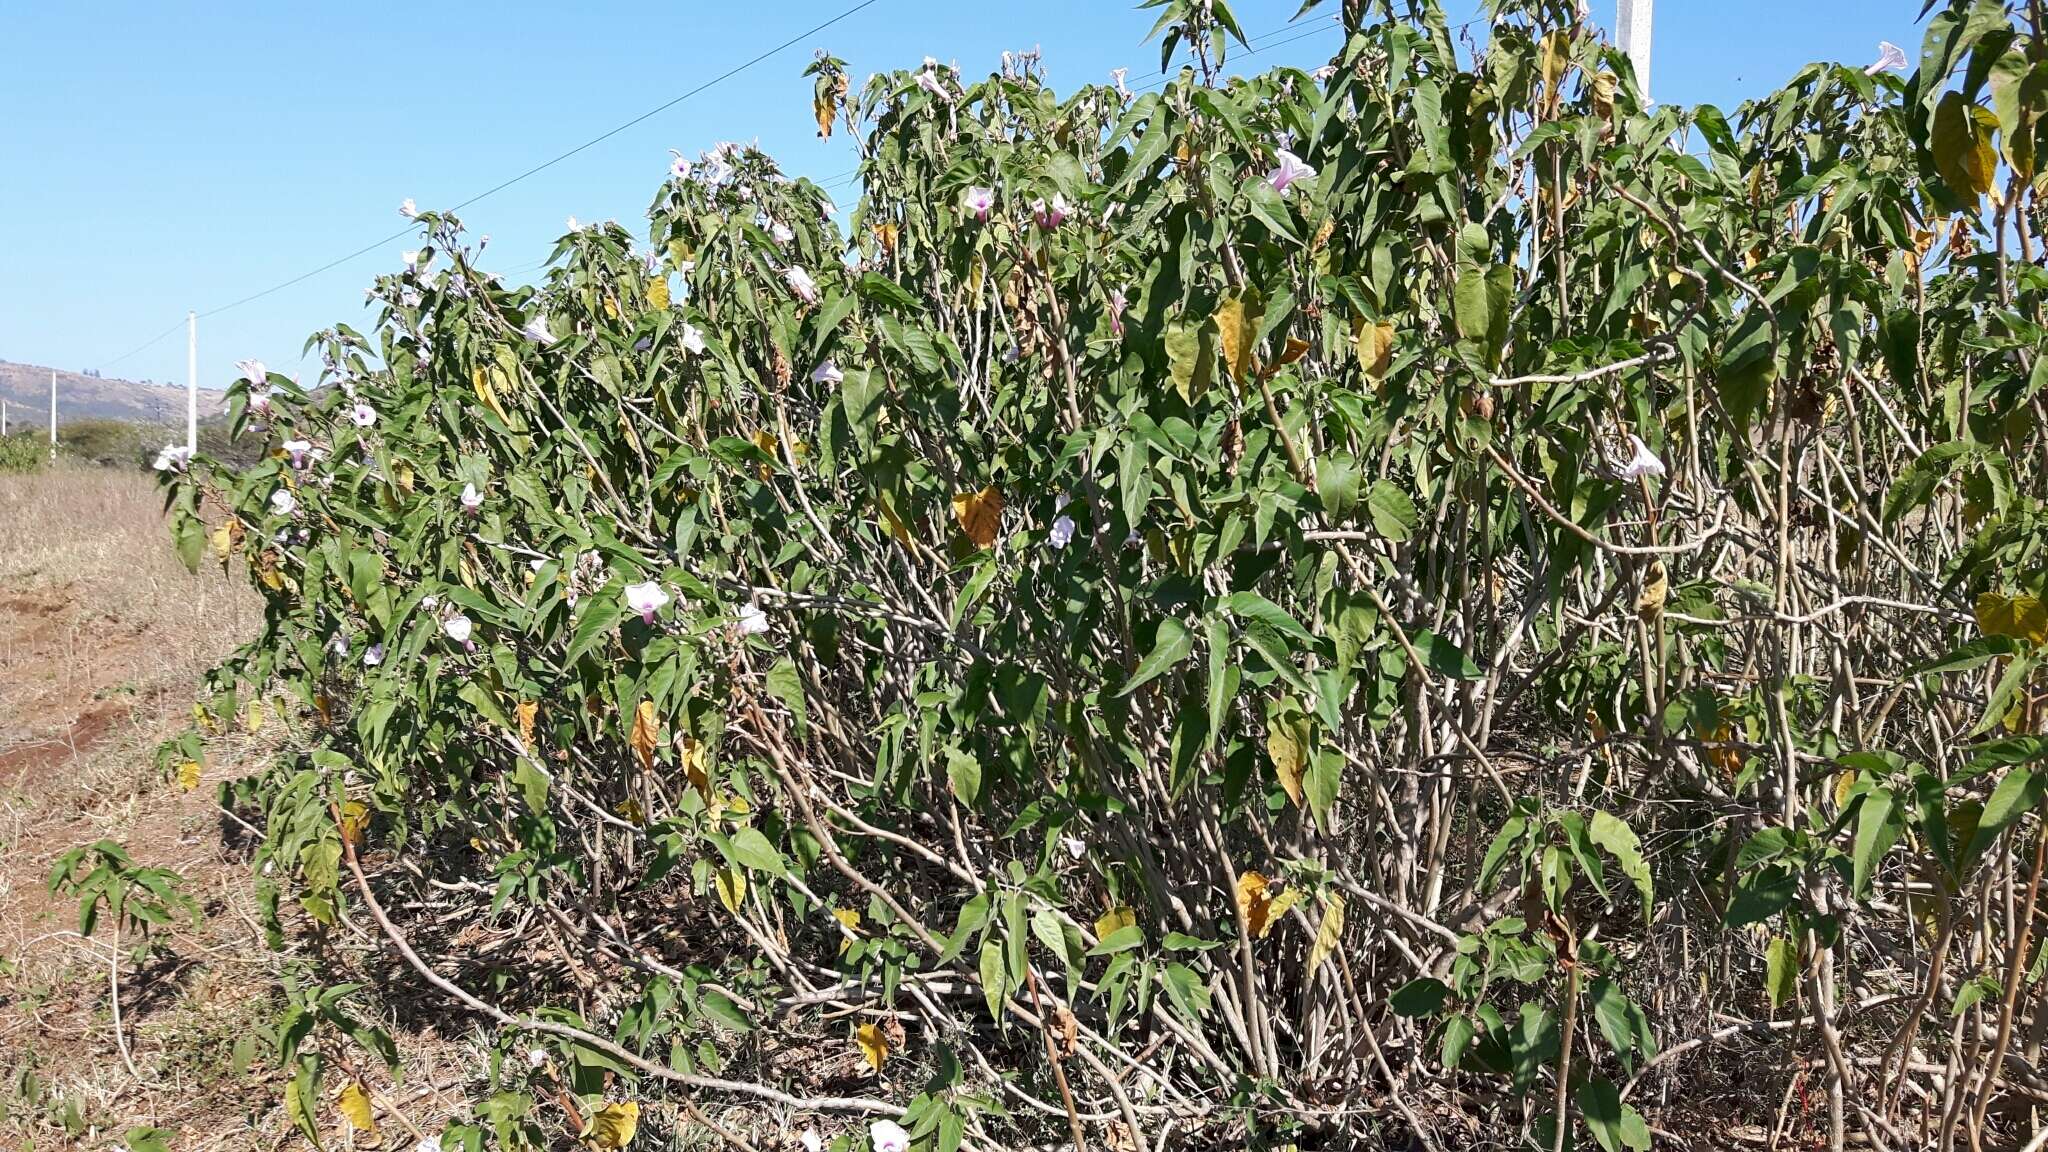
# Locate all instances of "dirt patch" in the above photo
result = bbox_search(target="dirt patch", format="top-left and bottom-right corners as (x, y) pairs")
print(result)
(0, 700), (129, 785)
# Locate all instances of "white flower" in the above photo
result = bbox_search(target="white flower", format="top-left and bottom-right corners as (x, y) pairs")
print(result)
(916, 68), (948, 99)
(962, 186), (995, 221)
(460, 482), (483, 511)
(442, 614), (473, 644)
(680, 323), (707, 355)
(812, 360), (844, 385)
(351, 402), (378, 427)
(526, 1047), (547, 1069)
(528, 558), (546, 572)
(421, 594), (439, 609)
(524, 314), (554, 344)
(238, 359), (267, 387)
(401, 250), (420, 267)
(702, 153), (735, 184)
(735, 603), (770, 635)
(399, 198), (418, 218)
(270, 489), (297, 516)
(801, 1129), (823, 1152)
(784, 266), (819, 303)
(1267, 149), (1317, 195)
(1059, 833), (1086, 860)
(1311, 64), (1338, 82)
(413, 1135), (442, 1152)
(1618, 434), (1666, 480)
(624, 580), (671, 624)
(1049, 515), (1076, 550)
(1867, 40), (1909, 76)
(566, 215), (580, 231)
(869, 1119), (911, 1152)
(669, 150), (692, 180)
(282, 439), (312, 468)
(249, 385), (274, 414)
(363, 644), (384, 667)
(771, 220), (795, 245)
(327, 634), (350, 658)
(1110, 67), (1131, 99)
(152, 444), (193, 472)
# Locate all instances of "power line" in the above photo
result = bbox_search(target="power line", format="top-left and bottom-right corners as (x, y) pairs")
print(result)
(99, 317), (189, 371)
(189, 0), (886, 324)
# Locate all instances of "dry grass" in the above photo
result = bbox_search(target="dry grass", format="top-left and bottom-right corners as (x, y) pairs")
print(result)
(0, 464), (288, 1148)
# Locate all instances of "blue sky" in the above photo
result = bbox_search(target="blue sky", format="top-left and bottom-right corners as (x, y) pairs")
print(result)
(1, 1), (1908, 392)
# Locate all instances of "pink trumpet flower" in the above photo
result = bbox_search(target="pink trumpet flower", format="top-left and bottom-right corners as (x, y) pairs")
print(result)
(624, 580), (670, 625)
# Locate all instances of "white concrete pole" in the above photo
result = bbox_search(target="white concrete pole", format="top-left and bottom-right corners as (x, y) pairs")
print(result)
(186, 310), (198, 452)
(1618, 0), (1652, 101)
(2, 397), (9, 437)
(49, 368), (57, 460)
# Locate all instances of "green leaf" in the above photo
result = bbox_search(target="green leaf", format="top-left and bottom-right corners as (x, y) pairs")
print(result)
(946, 747), (983, 807)
(729, 827), (788, 877)
(1851, 787), (1903, 897)
(1764, 935), (1800, 1011)
(765, 656), (810, 732)
(1121, 617), (1194, 696)
(978, 931), (1007, 1024)
(1086, 924), (1145, 956)
(1366, 480), (1418, 542)
(1315, 453), (1362, 518)
(1410, 629), (1483, 680)
(1218, 591), (1313, 643)
(1931, 90), (1998, 201)
(1304, 748), (1343, 830)
(1965, 766), (2043, 871)
(1390, 977), (1451, 1017)
(1589, 811), (1653, 922)
(1577, 1076), (1652, 1152)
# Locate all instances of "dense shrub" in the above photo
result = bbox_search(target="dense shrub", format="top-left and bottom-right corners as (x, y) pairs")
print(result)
(165, 1), (2048, 1148)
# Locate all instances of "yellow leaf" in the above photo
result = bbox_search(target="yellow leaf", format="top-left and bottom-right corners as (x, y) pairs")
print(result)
(338, 1081), (376, 1135)
(873, 221), (899, 254)
(339, 800), (369, 847)
(629, 700), (660, 772)
(1976, 592), (2048, 643)
(833, 906), (862, 954)
(679, 734), (712, 801)
(879, 492), (914, 547)
(176, 759), (202, 792)
(1212, 291), (1265, 383)
(1832, 770), (1858, 811)
(313, 693), (333, 727)
(1267, 708), (1310, 808)
(647, 277), (671, 311)
(617, 797), (645, 825)
(715, 867), (747, 913)
(753, 428), (779, 481)
(856, 1022), (889, 1071)
(1236, 871), (1294, 939)
(1308, 893), (1346, 977)
(192, 702), (219, 734)
(473, 366), (511, 423)
(244, 699), (264, 733)
(517, 700), (538, 747)
(583, 1101), (640, 1149)
(1591, 70), (1618, 121)
(603, 295), (621, 321)
(951, 486), (1005, 549)
(1094, 906), (1136, 941)
(1635, 559), (1668, 623)
(255, 550), (285, 590)
(392, 461), (415, 495)
(1538, 30), (1572, 103)
(1351, 315), (1395, 382)
(209, 519), (238, 562)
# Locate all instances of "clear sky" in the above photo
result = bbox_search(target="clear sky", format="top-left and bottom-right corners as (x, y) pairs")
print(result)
(1, 1), (1908, 392)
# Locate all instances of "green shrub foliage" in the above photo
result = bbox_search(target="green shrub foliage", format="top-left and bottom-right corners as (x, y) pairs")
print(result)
(165, 0), (2048, 1147)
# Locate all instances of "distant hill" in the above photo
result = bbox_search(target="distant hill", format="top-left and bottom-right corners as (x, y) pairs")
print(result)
(0, 360), (227, 429)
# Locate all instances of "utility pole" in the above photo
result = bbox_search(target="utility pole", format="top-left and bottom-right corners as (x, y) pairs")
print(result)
(1618, 0), (1652, 101)
(186, 310), (198, 452)
(49, 368), (58, 461)
(2, 397), (8, 438)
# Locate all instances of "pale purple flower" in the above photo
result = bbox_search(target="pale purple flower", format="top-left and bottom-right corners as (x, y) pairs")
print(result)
(624, 580), (670, 625)
(770, 220), (795, 245)
(669, 150), (692, 180)
(679, 323), (707, 355)
(351, 402), (378, 427)
(414, 1135), (442, 1152)
(812, 360), (844, 385)
(916, 68), (948, 99)
(784, 266), (819, 304)
(282, 439), (312, 468)
(1618, 435), (1666, 480)
(524, 314), (554, 344)
(1267, 149), (1317, 196)
(1110, 67), (1131, 100)
(238, 359), (267, 388)
(1050, 515), (1076, 550)
(270, 489), (296, 516)
(327, 634), (349, 658)
(1866, 41), (1908, 76)
(963, 186), (995, 221)
(869, 1120), (911, 1152)
(152, 444), (193, 473)
(399, 198), (418, 218)
(1032, 193), (1069, 230)
(1059, 834), (1087, 860)
(1108, 288), (1128, 339)
(363, 643), (384, 667)
(702, 152), (735, 184)
(1312, 65), (1338, 82)
(421, 595), (439, 609)
(735, 603), (770, 635)
(249, 385), (273, 414)
(460, 483), (483, 512)
(442, 614), (473, 648)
